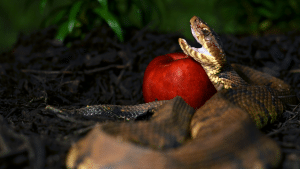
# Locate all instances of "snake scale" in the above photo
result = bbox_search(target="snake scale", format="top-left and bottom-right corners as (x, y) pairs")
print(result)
(46, 16), (298, 168)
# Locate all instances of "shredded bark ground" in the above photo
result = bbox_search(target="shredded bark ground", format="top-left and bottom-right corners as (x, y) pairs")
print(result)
(0, 24), (300, 168)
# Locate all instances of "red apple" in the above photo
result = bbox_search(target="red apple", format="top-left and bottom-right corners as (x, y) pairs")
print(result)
(142, 52), (217, 109)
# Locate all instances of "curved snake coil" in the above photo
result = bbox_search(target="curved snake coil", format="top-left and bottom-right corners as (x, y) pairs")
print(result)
(50, 16), (298, 168)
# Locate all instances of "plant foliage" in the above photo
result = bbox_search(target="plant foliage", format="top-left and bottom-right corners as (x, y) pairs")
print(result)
(215, 0), (300, 35)
(38, 0), (167, 42)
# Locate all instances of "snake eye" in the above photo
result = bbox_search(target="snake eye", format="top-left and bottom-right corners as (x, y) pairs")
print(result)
(202, 29), (210, 37)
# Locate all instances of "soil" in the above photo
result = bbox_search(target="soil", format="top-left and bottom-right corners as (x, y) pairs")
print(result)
(0, 24), (299, 168)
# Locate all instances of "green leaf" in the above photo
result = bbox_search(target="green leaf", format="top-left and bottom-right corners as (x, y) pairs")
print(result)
(68, 1), (84, 32)
(257, 7), (274, 18)
(55, 21), (69, 42)
(259, 19), (272, 30)
(93, 7), (124, 42)
(97, 0), (108, 11)
(39, 0), (48, 14)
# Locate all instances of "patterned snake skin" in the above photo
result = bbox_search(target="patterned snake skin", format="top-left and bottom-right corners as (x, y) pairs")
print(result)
(47, 16), (298, 169)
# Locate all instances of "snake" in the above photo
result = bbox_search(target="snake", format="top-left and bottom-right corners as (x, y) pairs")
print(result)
(47, 16), (298, 168)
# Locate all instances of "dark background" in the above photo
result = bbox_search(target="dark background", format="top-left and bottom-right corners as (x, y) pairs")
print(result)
(1, 0), (300, 53)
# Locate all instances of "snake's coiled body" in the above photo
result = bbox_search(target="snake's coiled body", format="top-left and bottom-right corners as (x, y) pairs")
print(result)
(51, 16), (298, 169)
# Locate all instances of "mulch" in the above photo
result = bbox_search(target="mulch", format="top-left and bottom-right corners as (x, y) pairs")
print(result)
(0, 23), (299, 169)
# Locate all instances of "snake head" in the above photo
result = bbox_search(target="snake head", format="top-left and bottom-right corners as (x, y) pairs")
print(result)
(179, 16), (227, 75)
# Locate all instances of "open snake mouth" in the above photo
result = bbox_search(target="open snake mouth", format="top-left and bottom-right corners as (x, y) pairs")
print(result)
(178, 16), (216, 60)
(178, 16), (226, 75)
(179, 38), (211, 57)
(189, 26), (212, 58)
(178, 37), (212, 66)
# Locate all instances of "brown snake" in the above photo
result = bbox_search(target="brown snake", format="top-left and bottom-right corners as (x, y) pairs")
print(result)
(63, 16), (298, 168)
